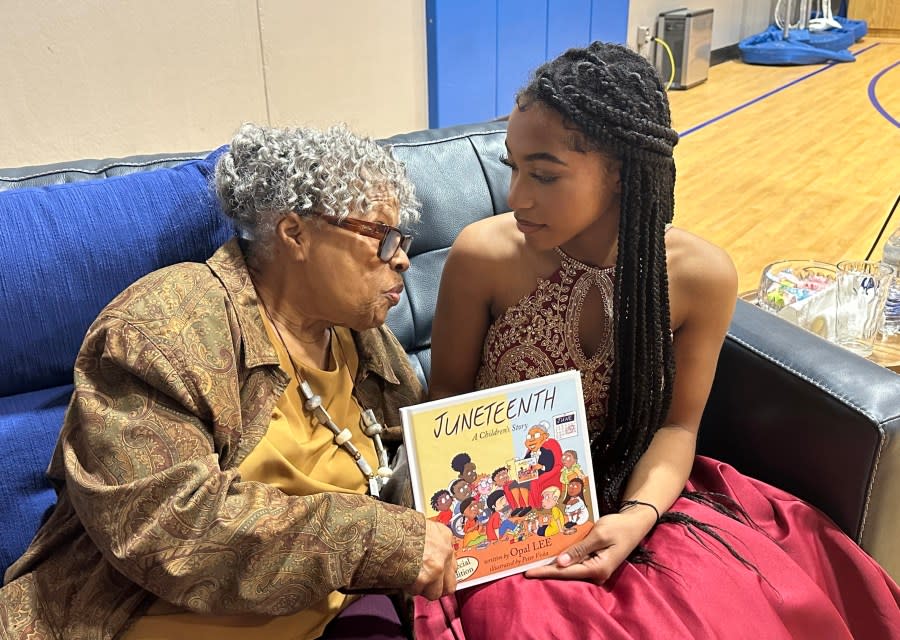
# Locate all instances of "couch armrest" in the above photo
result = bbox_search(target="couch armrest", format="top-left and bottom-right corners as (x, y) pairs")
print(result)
(698, 300), (900, 578)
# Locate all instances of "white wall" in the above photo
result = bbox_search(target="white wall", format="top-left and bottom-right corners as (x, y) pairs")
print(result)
(0, 0), (428, 168)
(626, 0), (777, 51)
(1, 1), (802, 168)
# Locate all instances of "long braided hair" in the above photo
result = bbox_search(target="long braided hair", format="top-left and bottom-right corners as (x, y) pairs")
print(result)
(518, 43), (758, 567)
(518, 42), (678, 515)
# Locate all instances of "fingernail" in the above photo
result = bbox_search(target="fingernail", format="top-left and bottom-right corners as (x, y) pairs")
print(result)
(558, 552), (571, 566)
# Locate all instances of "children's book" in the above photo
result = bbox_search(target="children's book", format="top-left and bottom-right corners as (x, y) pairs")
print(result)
(400, 370), (598, 589)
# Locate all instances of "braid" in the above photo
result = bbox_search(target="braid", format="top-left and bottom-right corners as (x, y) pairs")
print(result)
(518, 42), (677, 514)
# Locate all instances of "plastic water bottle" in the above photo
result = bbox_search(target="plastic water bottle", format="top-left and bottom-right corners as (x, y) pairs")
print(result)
(881, 227), (900, 336)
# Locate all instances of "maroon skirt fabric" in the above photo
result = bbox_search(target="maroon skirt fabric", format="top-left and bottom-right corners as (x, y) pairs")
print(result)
(320, 594), (405, 640)
(415, 456), (900, 639)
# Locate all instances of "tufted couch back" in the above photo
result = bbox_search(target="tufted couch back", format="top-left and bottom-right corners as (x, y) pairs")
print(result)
(0, 121), (508, 572)
(381, 122), (509, 384)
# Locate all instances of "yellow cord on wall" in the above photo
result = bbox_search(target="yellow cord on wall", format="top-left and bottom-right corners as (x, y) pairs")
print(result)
(653, 36), (676, 90)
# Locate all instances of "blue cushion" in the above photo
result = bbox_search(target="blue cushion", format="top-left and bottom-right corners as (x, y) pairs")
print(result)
(0, 148), (233, 397)
(0, 385), (72, 573)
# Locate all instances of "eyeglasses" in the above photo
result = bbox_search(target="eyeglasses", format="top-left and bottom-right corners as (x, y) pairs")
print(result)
(324, 215), (413, 263)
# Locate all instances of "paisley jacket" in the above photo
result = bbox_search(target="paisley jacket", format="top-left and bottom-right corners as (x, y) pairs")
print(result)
(0, 239), (426, 639)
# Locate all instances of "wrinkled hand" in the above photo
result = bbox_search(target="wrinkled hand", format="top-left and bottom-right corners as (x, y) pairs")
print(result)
(408, 519), (457, 600)
(525, 508), (656, 584)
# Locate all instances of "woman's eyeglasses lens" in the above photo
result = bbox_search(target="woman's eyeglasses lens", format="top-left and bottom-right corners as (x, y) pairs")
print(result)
(380, 229), (413, 262)
(308, 212), (412, 263)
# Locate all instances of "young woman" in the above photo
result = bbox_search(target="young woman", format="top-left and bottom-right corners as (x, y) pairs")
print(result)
(419, 42), (900, 639)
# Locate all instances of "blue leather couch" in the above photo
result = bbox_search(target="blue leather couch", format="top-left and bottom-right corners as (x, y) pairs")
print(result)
(1, 120), (898, 590)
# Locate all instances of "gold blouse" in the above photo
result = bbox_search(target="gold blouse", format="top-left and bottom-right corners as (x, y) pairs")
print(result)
(123, 310), (378, 640)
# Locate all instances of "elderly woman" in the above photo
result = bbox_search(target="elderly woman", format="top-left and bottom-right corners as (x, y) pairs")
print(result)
(0, 124), (456, 640)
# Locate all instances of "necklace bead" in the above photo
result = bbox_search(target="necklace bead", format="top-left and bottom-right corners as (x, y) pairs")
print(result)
(303, 393), (322, 411)
(363, 423), (383, 437)
(262, 307), (391, 498)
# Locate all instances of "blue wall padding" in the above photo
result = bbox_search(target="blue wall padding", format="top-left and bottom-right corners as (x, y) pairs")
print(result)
(426, 0), (498, 128)
(496, 0), (548, 115)
(427, 0), (629, 127)
(588, 0), (629, 49)
(548, 0), (592, 60)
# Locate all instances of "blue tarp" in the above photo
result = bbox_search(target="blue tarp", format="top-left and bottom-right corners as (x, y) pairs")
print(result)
(739, 21), (866, 66)
(835, 16), (868, 41)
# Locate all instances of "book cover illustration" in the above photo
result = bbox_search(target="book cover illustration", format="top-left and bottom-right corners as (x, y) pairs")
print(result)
(400, 370), (598, 589)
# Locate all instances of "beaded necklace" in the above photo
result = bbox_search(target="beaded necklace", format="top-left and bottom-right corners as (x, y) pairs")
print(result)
(261, 304), (393, 498)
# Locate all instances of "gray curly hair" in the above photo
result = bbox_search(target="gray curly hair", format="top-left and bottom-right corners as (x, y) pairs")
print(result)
(214, 123), (420, 261)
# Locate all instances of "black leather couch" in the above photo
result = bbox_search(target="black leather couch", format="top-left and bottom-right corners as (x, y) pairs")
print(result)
(1, 120), (898, 586)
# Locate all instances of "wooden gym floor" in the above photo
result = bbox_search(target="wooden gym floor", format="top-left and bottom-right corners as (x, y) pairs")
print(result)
(666, 36), (900, 294)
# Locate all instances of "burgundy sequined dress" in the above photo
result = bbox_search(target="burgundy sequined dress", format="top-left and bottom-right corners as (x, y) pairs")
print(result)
(416, 248), (900, 640)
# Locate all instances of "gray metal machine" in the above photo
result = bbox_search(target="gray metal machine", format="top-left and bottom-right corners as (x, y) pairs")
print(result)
(655, 8), (714, 90)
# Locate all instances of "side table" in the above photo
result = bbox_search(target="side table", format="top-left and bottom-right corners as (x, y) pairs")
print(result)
(737, 290), (900, 373)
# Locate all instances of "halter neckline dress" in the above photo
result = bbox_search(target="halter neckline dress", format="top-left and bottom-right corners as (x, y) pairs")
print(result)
(416, 247), (900, 640)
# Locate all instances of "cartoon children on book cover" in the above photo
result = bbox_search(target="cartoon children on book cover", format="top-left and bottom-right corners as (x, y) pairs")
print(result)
(401, 370), (598, 589)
